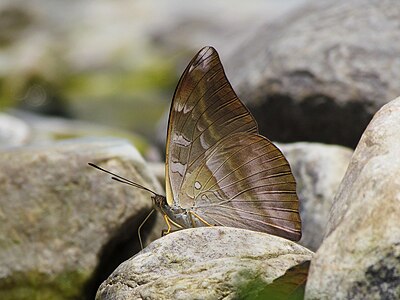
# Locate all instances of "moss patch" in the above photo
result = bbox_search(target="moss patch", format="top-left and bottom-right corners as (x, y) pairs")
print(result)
(0, 269), (90, 300)
(65, 57), (177, 98)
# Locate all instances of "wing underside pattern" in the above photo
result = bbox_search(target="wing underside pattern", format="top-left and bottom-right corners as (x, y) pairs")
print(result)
(187, 132), (301, 241)
(165, 46), (301, 241)
(166, 47), (257, 205)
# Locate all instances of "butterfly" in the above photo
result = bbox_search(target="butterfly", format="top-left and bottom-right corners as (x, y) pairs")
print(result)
(89, 46), (301, 248)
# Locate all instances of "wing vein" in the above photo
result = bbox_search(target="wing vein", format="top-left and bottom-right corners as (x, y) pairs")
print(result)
(195, 136), (266, 190)
(186, 116), (255, 172)
(199, 205), (299, 221)
(205, 145), (282, 191)
(217, 170), (293, 191)
(202, 211), (301, 233)
(174, 62), (222, 135)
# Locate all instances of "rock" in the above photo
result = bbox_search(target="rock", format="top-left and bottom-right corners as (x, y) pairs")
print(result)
(96, 227), (313, 300)
(305, 96), (400, 299)
(0, 138), (162, 299)
(3, 110), (151, 156)
(147, 0), (307, 57)
(226, 0), (400, 148)
(147, 162), (165, 186)
(278, 142), (353, 251)
(0, 113), (31, 146)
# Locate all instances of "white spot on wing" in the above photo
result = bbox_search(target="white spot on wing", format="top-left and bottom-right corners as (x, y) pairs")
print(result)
(200, 133), (209, 149)
(195, 181), (202, 190)
(170, 161), (186, 177)
(183, 103), (194, 114)
(173, 134), (191, 147)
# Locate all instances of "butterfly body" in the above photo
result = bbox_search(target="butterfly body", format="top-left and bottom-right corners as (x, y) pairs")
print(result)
(152, 194), (210, 231)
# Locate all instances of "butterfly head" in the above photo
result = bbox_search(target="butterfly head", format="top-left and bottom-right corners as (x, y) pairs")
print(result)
(151, 194), (168, 212)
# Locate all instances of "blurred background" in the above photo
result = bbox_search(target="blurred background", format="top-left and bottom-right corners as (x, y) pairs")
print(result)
(0, 0), (308, 159)
(2, 1), (400, 299)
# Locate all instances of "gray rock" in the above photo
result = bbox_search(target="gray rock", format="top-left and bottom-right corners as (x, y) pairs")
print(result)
(3, 110), (151, 156)
(0, 113), (31, 146)
(226, 0), (400, 148)
(146, 0), (307, 57)
(147, 162), (165, 186)
(305, 96), (400, 299)
(0, 138), (161, 299)
(278, 142), (353, 251)
(96, 227), (313, 300)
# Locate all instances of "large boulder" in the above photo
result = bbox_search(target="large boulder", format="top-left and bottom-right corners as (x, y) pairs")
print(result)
(305, 96), (400, 299)
(278, 142), (353, 251)
(0, 138), (161, 299)
(226, 0), (400, 148)
(96, 227), (313, 300)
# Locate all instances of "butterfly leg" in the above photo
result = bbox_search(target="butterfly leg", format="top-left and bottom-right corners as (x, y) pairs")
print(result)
(161, 214), (172, 236)
(189, 211), (214, 227)
(161, 214), (183, 236)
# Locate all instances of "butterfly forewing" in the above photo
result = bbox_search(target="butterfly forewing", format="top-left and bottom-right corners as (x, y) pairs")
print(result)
(166, 47), (257, 206)
(165, 46), (301, 241)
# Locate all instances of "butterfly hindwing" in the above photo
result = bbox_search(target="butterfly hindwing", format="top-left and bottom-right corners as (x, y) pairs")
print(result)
(184, 132), (301, 241)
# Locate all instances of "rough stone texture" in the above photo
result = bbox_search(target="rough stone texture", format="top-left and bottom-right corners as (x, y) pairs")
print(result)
(278, 142), (353, 251)
(0, 138), (162, 299)
(226, 0), (400, 148)
(96, 227), (313, 300)
(305, 96), (400, 299)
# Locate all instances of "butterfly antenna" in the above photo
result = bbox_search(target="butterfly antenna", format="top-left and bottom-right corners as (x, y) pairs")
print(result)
(138, 209), (155, 250)
(88, 162), (158, 196)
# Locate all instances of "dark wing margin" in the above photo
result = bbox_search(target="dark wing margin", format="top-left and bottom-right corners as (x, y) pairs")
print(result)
(165, 46), (258, 206)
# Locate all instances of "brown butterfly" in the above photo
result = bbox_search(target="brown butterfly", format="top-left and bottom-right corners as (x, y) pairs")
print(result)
(89, 46), (301, 248)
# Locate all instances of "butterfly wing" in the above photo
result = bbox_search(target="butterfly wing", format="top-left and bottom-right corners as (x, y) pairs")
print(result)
(165, 46), (257, 206)
(184, 132), (301, 241)
(165, 46), (301, 241)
